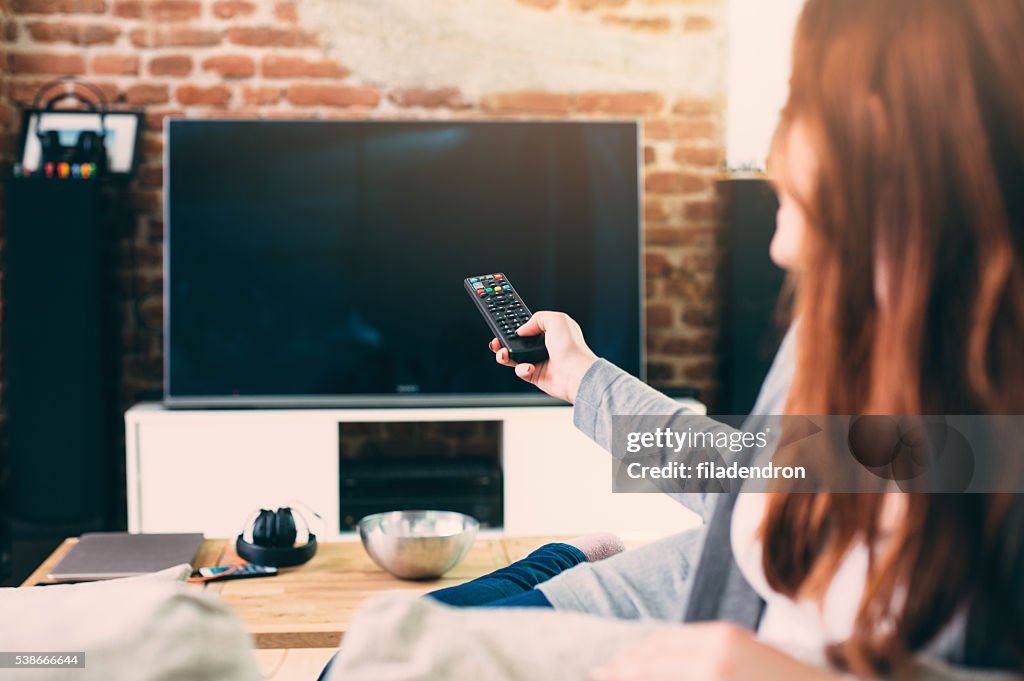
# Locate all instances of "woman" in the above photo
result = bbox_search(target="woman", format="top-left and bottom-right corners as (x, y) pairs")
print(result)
(434, 0), (1024, 677)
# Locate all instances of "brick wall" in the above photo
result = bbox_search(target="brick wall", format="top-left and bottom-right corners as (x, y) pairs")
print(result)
(0, 0), (726, 425)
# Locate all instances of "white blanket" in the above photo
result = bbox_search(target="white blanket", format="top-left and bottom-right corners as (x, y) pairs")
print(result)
(328, 593), (1023, 681)
(0, 565), (261, 681)
(329, 593), (665, 681)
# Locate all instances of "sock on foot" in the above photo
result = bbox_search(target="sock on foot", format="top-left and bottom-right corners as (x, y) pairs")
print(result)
(565, 532), (625, 562)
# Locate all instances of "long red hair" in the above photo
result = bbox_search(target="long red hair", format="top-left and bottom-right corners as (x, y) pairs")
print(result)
(762, 0), (1024, 674)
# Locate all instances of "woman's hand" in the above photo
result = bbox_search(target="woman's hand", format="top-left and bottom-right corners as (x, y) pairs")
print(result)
(489, 311), (598, 404)
(589, 623), (838, 681)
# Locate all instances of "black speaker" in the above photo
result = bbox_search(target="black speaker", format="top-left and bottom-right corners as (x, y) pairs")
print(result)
(3, 177), (121, 537)
(716, 178), (786, 414)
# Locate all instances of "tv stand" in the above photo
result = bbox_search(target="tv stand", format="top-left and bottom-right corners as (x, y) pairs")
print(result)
(125, 401), (703, 539)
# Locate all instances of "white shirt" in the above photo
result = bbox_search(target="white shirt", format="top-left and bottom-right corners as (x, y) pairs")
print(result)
(730, 493), (965, 663)
(731, 492), (872, 659)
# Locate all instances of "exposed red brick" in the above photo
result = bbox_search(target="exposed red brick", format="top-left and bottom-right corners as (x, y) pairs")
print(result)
(260, 110), (316, 120)
(644, 118), (717, 141)
(646, 303), (674, 328)
(10, 51), (85, 75)
(644, 197), (669, 222)
(645, 227), (678, 246)
(644, 145), (656, 164)
(27, 21), (120, 44)
(684, 200), (717, 220)
(683, 15), (715, 32)
(124, 83), (170, 105)
(8, 78), (49, 105)
(682, 251), (717, 271)
(143, 109), (184, 132)
(211, 0), (253, 18)
(681, 359), (716, 382)
(516, 0), (557, 9)
(672, 97), (721, 116)
(226, 26), (316, 48)
(137, 164), (163, 188)
(273, 1), (297, 22)
(481, 91), (572, 115)
(201, 54), (255, 79)
(673, 145), (722, 167)
(148, 54), (192, 76)
(666, 277), (716, 306)
(601, 14), (671, 32)
(8, 76), (113, 104)
(645, 170), (711, 194)
(682, 307), (715, 328)
(113, 0), (200, 20)
(286, 84), (379, 108)
(574, 91), (664, 115)
(389, 87), (468, 109)
(661, 335), (713, 355)
(176, 84), (231, 107)
(11, 0), (105, 13)
(646, 252), (674, 277)
(138, 295), (164, 327)
(130, 26), (220, 48)
(569, 0), (625, 10)
(141, 134), (163, 155)
(201, 108), (258, 119)
(241, 85), (281, 106)
(90, 53), (139, 75)
(261, 55), (348, 79)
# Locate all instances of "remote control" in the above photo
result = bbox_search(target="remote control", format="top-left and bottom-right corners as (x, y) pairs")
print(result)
(464, 273), (549, 364)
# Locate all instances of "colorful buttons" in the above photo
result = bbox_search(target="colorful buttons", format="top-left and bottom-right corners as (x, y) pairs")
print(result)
(495, 274), (504, 280)
(485, 287), (493, 293)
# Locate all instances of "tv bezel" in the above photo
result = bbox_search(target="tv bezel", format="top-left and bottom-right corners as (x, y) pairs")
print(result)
(163, 118), (646, 408)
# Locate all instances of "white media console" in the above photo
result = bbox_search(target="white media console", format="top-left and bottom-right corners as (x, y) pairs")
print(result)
(125, 401), (703, 540)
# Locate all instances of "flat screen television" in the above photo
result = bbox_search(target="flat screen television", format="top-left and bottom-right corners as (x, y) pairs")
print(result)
(165, 119), (642, 406)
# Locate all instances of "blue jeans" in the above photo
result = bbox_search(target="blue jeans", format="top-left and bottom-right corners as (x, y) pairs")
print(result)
(427, 542), (585, 607)
(316, 543), (586, 680)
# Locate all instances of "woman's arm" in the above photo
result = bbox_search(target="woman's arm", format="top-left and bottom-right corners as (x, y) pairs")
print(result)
(491, 313), (797, 510)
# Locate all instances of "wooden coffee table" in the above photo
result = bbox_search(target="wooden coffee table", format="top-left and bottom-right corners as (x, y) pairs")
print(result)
(24, 535), (648, 679)
(23, 535), (569, 650)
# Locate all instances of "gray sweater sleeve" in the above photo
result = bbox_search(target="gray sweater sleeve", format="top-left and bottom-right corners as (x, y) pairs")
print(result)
(573, 359), (716, 452)
(571, 326), (798, 519)
(571, 360), (738, 519)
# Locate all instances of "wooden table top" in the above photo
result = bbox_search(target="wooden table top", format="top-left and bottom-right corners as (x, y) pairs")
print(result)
(23, 535), (570, 651)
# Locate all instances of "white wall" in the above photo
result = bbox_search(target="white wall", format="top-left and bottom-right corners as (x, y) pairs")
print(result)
(726, 0), (806, 169)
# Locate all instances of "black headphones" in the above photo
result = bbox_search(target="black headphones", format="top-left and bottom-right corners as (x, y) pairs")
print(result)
(31, 77), (110, 175)
(236, 506), (318, 568)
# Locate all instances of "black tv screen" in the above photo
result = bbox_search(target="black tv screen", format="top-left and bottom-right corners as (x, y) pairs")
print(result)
(166, 120), (642, 406)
